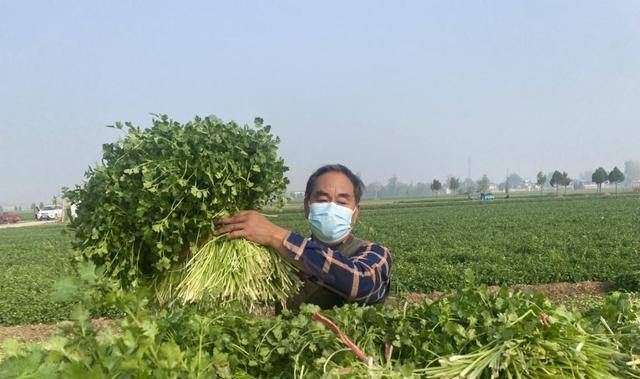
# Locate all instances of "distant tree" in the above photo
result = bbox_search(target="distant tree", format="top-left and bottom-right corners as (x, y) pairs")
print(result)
(460, 178), (477, 197)
(536, 171), (547, 193)
(396, 181), (411, 198)
(573, 180), (585, 190)
(609, 167), (625, 194)
(623, 160), (640, 186)
(51, 196), (58, 207)
(477, 175), (490, 193)
(507, 173), (525, 189)
(366, 181), (384, 200)
(499, 173), (525, 193)
(430, 179), (442, 196)
(560, 171), (571, 194)
(447, 176), (460, 194)
(591, 167), (608, 193)
(384, 176), (398, 197)
(30, 203), (37, 211)
(39, 202), (44, 209)
(550, 170), (563, 195)
(415, 182), (429, 196)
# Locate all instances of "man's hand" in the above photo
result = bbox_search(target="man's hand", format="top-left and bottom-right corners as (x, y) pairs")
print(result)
(215, 210), (289, 249)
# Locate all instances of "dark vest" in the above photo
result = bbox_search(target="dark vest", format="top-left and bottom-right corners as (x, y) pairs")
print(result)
(278, 234), (374, 312)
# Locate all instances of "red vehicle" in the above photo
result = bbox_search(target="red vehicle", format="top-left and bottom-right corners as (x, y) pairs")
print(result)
(0, 213), (21, 224)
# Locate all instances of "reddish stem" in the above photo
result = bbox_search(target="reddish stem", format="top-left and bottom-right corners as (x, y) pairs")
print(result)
(312, 313), (370, 363)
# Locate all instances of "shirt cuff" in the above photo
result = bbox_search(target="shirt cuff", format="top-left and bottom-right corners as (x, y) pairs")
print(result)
(282, 231), (309, 261)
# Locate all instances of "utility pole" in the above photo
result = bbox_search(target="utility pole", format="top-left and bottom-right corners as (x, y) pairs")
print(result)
(505, 168), (510, 196)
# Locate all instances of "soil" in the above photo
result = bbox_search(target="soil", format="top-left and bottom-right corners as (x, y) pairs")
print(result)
(396, 281), (612, 304)
(0, 220), (60, 230)
(0, 318), (114, 343)
(0, 281), (613, 344)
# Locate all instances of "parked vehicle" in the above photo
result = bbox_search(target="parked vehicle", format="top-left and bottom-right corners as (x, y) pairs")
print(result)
(480, 192), (495, 201)
(37, 205), (63, 220)
(0, 213), (21, 224)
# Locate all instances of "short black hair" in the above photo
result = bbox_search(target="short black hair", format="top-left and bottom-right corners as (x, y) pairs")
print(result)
(304, 164), (365, 205)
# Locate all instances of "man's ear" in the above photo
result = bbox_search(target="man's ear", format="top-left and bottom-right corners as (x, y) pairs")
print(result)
(351, 205), (360, 226)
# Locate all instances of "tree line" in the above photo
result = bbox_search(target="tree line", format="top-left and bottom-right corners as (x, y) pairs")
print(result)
(360, 160), (638, 200)
(590, 167), (625, 193)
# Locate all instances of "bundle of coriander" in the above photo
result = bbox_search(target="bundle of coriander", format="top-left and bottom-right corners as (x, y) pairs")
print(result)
(64, 115), (300, 310)
(156, 236), (299, 310)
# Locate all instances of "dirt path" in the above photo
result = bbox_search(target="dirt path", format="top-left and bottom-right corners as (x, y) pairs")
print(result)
(0, 220), (61, 230)
(397, 281), (612, 304)
(0, 318), (114, 343)
(0, 281), (613, 344)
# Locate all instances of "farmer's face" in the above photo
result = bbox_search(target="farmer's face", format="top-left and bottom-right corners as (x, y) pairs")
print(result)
(304, 171), (359, 225)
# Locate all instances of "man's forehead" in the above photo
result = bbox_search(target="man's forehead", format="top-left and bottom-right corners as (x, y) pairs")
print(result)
(313, 172), (354, 190)
(313, 189), (353, 198)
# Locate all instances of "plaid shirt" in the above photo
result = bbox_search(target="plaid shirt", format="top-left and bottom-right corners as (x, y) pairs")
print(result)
(282, 231), (391, 304)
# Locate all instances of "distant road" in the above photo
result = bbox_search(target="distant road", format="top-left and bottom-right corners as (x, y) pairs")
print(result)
(0, 220), (61, 230)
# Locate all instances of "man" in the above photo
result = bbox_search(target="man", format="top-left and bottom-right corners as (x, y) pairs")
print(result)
(215, 164), (392, 309)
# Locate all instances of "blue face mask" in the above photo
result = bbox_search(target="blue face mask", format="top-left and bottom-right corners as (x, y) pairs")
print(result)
(307, 202), (354, 244)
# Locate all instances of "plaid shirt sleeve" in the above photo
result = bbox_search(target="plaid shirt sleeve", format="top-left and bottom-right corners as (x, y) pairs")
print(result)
(282, 231), (391, 304)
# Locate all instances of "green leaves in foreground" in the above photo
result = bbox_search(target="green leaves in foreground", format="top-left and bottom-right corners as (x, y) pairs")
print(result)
(2, 268), (639, 378)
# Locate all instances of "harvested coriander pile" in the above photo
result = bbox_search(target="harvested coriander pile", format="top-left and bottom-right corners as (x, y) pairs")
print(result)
(64, 115), (300, 309)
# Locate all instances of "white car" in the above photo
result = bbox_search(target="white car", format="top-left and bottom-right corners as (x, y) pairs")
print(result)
(37, 205), (63, 221)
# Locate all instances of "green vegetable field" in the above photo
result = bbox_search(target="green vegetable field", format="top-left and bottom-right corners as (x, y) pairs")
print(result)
(2, 197), (640, 377)
(1, 195), (639, 326)
(1, 116), (639, 377)
(0, 225), (75, 325)
(277, 194), (640, 292)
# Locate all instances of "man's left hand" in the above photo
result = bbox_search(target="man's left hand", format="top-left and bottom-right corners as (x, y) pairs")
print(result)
(215, 210), (289, 249)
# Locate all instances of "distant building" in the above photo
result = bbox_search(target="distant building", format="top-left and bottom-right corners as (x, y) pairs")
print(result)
(523, 181), (536, 191)
(290, 191), (305, 201)
(0, 205), (18, 213)
(581, 182), (619, 191)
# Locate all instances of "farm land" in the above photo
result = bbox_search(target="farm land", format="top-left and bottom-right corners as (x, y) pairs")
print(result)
(1, 193), (639, 376)
(1, 194), (638, 326)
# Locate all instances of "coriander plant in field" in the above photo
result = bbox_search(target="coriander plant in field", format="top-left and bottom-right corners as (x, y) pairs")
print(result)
(63, 115), (300, 310)
(2, 265), (639, 378)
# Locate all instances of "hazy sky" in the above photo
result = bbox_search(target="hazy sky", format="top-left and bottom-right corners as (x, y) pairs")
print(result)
(1, 1), (639, 206)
